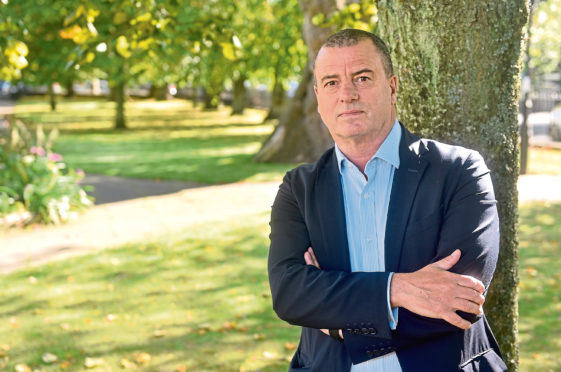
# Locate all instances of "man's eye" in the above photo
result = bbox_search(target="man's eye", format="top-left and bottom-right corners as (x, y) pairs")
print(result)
(357, 76), (370, 82)
(324, 81), (337, 87)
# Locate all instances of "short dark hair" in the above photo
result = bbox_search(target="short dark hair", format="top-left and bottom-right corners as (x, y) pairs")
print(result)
(314, 28), (394, 78)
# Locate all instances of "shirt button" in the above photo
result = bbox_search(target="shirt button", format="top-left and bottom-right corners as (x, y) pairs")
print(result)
(367, 237), (373, 243)
(364, 193), (371, 199)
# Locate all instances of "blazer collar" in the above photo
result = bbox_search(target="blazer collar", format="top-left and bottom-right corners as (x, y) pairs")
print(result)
(385, 123), (428, 272)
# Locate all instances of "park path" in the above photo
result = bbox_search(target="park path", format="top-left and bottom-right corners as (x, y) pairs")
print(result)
(0, 179), (280, 273)
(1, 174), (559, 274)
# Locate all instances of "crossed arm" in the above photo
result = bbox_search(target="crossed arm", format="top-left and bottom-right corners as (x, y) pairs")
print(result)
(304, 246), (486, 339)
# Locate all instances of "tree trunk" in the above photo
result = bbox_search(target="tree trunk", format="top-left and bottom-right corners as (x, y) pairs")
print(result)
(255, 0), (350, 163)
(264, 69), (286, 121)
(231, 73), (247, 115)
(203, 88), (219, 110)
(150, 85), (169, 101)
(65, 80), (75, 97)
(520, 1), (536, 175)
(48, 83), (57, 111)
(377, 1), (527, 370)
(113, 81), (127, 129)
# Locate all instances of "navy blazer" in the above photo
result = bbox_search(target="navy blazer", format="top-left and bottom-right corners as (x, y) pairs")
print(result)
(268, 125), (507, 371)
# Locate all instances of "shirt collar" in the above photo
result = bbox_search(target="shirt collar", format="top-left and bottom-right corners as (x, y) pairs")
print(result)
(335, 119), (401, 174)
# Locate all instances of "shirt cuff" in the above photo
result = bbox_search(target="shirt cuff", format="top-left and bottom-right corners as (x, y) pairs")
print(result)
(387, 272), (399, 330)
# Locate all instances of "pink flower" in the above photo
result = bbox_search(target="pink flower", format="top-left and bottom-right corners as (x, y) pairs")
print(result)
(47, 153), (63, 162)
(30, 146), (45, 156)
(76, 168), (85, 177)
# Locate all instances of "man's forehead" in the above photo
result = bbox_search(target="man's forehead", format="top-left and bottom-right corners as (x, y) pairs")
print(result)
(315, 42), (380, 73)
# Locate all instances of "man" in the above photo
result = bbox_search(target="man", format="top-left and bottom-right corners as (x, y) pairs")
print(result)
(268, 29), (506, 371)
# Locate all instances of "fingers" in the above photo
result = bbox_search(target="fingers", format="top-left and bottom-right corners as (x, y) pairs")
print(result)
(443, 312), (472, 330)
(304, 247), (321, 269)
(457, 274), (486, 294)
(432, 249), (461, 270)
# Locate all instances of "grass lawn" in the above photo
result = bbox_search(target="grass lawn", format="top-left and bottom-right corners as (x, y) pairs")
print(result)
(518, 201), (561, 372)
(1, 202), (559, 371)
(0, 211), (299, 372)
(527, 146), (561, 175)
(14, 97), (295, 184)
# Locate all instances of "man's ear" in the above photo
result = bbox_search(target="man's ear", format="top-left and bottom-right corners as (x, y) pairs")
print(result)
(389, 75), (398, 105)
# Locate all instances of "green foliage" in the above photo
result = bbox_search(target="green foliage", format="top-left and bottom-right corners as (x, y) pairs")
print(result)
(312, 1), (378, 32)
(0, 118), (92, 225)
(530, 0), (561, 76)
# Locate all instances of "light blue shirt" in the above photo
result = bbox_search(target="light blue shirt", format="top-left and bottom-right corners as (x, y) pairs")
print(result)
(335, 120), (402, 372)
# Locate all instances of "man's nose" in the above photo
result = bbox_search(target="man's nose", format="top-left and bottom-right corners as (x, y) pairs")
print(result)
(340, 81), (359, 102)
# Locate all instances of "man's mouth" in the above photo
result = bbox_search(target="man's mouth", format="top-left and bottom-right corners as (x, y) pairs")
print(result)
(338, 110), (364, 117)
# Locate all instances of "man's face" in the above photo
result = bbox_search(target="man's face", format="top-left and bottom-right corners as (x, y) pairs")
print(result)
(313, 39), (398, 145)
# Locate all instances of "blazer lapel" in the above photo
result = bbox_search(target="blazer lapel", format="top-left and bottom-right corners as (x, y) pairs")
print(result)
(315, 150), (352, 272)
(385, 126), (428, 272)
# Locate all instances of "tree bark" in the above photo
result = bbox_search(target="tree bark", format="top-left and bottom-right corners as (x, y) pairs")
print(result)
(520, 1), (536, 175)
(231, 73), (247, 115)
(377, 1), (527, 370)
(255, 0), (348, 162)
(48, 83), (57, 111)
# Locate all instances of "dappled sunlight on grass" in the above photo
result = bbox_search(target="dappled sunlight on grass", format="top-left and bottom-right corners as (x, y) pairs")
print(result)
(0, 212), (297, 371)
(14, 97), (294, 184)
(518, 201), (561, 372)
(528, 147), (561, 175)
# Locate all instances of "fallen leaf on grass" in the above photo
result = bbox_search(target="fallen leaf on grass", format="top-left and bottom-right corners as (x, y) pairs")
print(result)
(42, 352), (58, 363)
(285, 342), (296, 351)
(1, 345), (9, 351)
(15, 364), (31, 372)
(121, 358), (137, 369)
(223, 321), (236, 330)
(525, 267), (538, 277)
(135, 352), (151, 364)
(28, 276), (37, 284)
(60, 323), (71, 330)
(105, 314), (117, 322)
(253, 333), (265, 341)
(176, 365), (186, 372)
(84, 357), (104, 368)
(60, 360), (71, 369)
(10, 317), (18, 328)
(153, 329), (166, 338)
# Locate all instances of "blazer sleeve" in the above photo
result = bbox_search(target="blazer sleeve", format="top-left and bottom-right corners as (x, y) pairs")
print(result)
(391, 150), (500, 344)
(268, 170), (394, 340)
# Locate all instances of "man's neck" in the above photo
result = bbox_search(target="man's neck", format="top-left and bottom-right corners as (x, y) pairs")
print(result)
(336, 122), (395, 174)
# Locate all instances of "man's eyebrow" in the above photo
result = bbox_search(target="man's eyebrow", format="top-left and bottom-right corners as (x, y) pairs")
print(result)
(320, 74), (339, 83)
(352, 68), (374, 76)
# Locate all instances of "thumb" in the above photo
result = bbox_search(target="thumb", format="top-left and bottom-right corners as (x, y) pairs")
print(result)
(433, 249), (461, 270)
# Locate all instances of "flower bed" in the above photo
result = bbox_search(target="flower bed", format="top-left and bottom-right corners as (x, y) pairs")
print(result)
(0, 117), (93, 225)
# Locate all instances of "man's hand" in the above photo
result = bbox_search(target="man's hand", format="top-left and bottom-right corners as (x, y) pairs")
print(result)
(304, 247), (344, 339)
(390, 249), (485, 330)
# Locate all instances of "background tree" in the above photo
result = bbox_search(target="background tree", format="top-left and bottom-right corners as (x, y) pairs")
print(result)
(255, 0), (376, 162)
(376, 1), (527, 370)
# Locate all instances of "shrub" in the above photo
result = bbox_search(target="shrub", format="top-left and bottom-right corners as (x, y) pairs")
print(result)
(0, 117), (93, 225)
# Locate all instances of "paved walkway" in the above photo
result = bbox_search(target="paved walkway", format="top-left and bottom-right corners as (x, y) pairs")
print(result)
(0, 179), (281, 273)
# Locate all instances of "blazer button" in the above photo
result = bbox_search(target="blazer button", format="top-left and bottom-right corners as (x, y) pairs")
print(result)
(361, 328), (368, 334)
(366, 351), (373, 357)
(369, 328), (377, 335)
